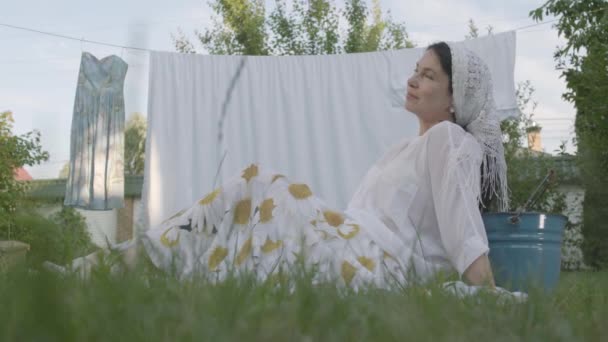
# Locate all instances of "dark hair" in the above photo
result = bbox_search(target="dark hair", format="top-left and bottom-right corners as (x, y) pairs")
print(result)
(426, 42), (453, 94)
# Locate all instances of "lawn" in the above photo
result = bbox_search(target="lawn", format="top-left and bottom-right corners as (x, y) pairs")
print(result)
(1, 261), (606, 341)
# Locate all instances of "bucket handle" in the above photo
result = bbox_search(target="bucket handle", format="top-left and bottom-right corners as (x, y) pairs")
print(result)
(509, 169), (556, 224)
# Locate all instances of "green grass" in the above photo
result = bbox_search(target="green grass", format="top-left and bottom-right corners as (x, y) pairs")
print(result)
(1, 261), (606, 341)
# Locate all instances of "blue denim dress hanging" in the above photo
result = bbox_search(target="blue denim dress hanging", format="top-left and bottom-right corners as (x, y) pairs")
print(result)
(64, 52), (128, 210)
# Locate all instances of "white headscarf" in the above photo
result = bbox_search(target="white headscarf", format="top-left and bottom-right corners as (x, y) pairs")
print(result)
(447, 42), (509, 211)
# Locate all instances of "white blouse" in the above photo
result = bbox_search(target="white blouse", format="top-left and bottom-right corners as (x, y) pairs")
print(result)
(347, 121), (489, 279)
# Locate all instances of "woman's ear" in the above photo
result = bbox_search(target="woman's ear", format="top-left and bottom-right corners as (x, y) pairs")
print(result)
(448, 98), (456, 121)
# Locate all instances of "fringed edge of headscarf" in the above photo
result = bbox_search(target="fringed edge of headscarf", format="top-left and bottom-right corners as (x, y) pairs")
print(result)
(466, 109), (510, 213)
(480, 152), (510, 212)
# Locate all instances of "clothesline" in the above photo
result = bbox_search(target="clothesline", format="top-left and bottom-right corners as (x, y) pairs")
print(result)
(0, 22), (149, 52)
(0, 18), (559, 54)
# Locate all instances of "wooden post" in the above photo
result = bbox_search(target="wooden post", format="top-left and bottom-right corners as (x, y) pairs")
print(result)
(116, 197), (134, 242)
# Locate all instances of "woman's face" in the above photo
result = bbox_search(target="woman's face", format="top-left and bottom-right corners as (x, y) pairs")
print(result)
(405, 49), (453, 123)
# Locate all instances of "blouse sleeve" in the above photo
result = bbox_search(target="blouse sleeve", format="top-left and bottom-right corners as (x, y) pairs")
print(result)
(426, 122), (490, 276)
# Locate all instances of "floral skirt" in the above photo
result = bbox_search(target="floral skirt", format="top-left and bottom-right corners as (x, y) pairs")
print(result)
(141, 164), (408, 289)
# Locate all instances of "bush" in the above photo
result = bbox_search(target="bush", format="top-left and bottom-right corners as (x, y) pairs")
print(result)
(0, 206), (95, 266)
(531, 0), (608, 269)
(0, 111), (48, 234)
(562, 220), (586, 271)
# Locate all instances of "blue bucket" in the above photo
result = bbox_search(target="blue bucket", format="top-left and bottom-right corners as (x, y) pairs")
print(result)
(482, 212), (567, 292)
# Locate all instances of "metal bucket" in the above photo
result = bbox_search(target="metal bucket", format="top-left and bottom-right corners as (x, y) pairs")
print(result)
(482, 213), (567, 292)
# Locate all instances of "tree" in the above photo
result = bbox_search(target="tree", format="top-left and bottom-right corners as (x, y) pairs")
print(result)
(58, 162), (69, 179)
(465, 18), (493, 40)
(465, 18), (479, 39)
(531, 0), (608, 268)
(0, 111), (49, 237)
(194, 0), (269, 55)
(173, 0), (414, 56)
(124, 113), (147, 176)
(499, 81), (565, 213)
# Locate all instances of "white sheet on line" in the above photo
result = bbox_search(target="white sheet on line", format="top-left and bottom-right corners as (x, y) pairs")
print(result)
(142, 31), (517, 230)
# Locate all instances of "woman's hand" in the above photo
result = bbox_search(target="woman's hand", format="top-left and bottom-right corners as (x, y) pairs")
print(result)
(463, 254), (496, 288)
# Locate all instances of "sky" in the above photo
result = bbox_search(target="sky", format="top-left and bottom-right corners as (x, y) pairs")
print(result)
(0, 0), (575, 179)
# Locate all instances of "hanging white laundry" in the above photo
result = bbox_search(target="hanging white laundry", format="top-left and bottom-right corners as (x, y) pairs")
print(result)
(65, 52), (128, 210)
(143, 32), (517, 230)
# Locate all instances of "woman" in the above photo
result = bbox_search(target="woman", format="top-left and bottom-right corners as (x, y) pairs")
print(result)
(51, 42), (509, 290)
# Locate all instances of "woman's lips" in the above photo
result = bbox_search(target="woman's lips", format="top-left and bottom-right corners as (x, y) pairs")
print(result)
(406, 93), (418, 100)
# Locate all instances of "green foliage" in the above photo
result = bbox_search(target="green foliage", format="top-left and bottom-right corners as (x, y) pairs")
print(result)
(465, 19), (494, 40)
(0, 266), (607, 340)
(198, 0), (268, 55)
(500, 81), (563, 213)
(0, 206), (95, 265)
(174, 0), (414, 56)
(465, 18), (480, 39)
(268, 0), (305, 55)
(0, 111), (49, 235)
(531, 0), (608, 268)
(300, 0), (340, 54)
(1, 111), (94, 265)
(344, 0), (385, 52)
(484, 80), (566, 215)
(124, 112), (147, 176)
(57, 162), (69, 179)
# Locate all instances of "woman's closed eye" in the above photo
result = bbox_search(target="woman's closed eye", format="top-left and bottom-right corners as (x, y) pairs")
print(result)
(414, 69), (434, 80)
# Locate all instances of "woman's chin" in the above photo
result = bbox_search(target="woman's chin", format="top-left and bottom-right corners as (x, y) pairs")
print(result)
(404, 102), (416, 114)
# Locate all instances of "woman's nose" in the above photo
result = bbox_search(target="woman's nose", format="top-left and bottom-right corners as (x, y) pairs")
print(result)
(407, 75), (418, 88)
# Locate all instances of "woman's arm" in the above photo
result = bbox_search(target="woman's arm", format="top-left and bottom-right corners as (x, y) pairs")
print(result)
(463, 254), (495, 287)
(426, 123), (495, 285)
